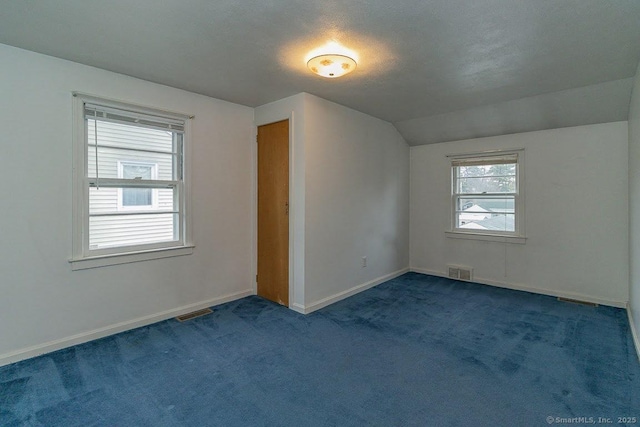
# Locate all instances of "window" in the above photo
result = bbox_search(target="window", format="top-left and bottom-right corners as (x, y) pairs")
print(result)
(449, 150), (525, 242)
(118, 161), (158, 210)
(71, 95), (193, 269)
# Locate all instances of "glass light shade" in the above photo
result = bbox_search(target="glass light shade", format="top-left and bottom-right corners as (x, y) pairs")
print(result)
(307, 54), (357, 78)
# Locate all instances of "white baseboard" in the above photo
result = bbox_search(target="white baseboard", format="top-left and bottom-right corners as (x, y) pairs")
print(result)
(410, 267), (628, 308)
(628, 304), (640, 362)
(0, 289), (253, 368)
(290, 303), (306, 314)
(297, 268), (410, 315)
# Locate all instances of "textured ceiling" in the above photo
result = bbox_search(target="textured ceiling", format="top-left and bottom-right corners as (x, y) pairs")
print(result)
(1, 0), (639, 145)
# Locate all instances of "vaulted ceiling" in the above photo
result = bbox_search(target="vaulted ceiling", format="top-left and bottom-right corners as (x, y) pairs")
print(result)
(1, 0), (639, 145)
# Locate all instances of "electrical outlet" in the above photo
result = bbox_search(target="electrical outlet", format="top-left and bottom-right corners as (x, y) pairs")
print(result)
(362, 256), (367, 268)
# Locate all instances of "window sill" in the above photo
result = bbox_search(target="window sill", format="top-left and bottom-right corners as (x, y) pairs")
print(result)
(445, 231), (526, 244)
(70, 245), (194, 270)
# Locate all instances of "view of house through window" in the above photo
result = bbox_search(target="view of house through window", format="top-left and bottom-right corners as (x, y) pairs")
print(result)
(451, 152), (521, 235)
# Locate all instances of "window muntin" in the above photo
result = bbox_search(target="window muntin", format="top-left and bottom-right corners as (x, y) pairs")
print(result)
(451, 152), (522, 236)
(75, 97), (189, 257)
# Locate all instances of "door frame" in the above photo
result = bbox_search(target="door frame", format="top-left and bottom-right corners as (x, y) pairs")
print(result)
(253, 113), (298, 310)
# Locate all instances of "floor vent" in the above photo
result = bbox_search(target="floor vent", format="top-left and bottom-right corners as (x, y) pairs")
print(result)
(447, 265), (473, 282)
(175, 308), (213, 322)
(557, 297), (598, 307)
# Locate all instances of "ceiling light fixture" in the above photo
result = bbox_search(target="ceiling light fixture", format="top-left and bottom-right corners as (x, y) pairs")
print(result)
(307, 54), (357, 78)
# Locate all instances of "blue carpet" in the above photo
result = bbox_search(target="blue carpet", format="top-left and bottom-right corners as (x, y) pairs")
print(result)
(1, 272), (639, 426)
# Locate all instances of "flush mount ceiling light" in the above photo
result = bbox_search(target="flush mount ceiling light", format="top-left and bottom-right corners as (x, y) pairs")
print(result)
(307, 54), (357, 78)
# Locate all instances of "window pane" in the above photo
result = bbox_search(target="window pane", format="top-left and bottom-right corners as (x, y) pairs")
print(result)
(122, 164), (152, 179)
(455, 163), (516, 193)
(121, 165), (152, 206)
(456, 176), (516, 193)
(123, 188), (152, 206)
(456, 197), (514, 213)
(89, 187), (175, 214)
(457, 164), (515, 177)
(89, 213), (178, 249)
(458, 213), (515, 232)
(156, 188), (175, 210)
(456, 197), (515, 232)
(88, 147), (174, 180)
(87, 119), (176, 153)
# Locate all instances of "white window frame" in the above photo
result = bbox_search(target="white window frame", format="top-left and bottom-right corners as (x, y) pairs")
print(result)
(446, 149), (526, 244)
(117, 161), (159, 211)
(71, 93), (194, 270)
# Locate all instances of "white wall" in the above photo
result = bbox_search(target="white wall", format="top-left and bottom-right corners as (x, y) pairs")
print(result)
(303, 94), (410, 309)
(255, 94), (410, 312)
(629, 59), (640, 353)
(0, 44), (254, 365)
(411, 122), (629, 306)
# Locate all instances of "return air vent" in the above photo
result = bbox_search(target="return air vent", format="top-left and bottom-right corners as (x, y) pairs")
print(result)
(447, 264), (473, 282)
(557, 297), (598, 307)
(175, 308), (213, 322)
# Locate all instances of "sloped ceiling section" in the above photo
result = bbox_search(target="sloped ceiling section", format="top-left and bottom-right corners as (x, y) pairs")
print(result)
(0, 0), (639, 145)
(395, 78), (635, 146)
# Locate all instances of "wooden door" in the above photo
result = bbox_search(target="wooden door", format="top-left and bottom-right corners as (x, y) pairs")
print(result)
(257, 120), (289, 306)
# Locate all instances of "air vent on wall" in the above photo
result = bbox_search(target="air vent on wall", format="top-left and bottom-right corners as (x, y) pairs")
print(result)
(447, 264), (473, 282)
